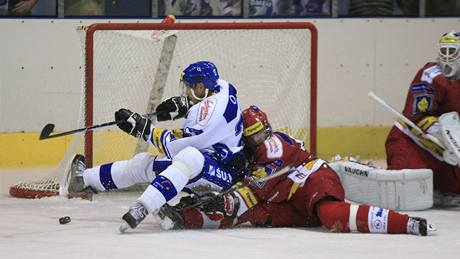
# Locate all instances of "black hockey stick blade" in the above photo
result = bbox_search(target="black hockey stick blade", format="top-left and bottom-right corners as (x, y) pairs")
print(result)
(39, 124), (56, 140)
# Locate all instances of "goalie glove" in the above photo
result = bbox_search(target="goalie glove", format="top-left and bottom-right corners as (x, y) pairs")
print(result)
(115, 108), (152, 141)
(155, 96), (190, 121)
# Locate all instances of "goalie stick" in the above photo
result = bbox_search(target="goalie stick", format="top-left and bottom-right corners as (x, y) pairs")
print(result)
(39, 112), (156, 140)
(367, 91), (446, 148)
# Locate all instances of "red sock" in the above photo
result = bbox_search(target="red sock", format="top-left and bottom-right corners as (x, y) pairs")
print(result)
(317, 200), (409, 234)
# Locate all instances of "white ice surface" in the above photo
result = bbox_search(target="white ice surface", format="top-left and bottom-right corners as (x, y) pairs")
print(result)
(1, 167), (460, 259)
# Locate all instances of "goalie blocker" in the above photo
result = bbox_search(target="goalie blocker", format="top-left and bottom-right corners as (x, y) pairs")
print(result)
(329, 160), (433, 211)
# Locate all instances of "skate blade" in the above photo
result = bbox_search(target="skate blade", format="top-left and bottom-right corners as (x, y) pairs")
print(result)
(119, 222), (130, 234)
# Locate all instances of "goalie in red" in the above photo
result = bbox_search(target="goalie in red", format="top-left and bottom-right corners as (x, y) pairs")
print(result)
(156, 105), (435, 236)
(385, 31), (460, 206)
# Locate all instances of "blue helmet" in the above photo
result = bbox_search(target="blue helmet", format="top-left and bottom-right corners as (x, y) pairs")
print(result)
(180, 61), (219, 91)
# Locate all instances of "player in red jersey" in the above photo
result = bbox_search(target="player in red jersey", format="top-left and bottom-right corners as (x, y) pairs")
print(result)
(157, 105), (435, 236)
(386, 31), (460, 205)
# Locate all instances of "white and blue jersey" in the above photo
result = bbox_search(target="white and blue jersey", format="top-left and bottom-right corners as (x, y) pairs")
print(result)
(149, 79), (245, 195)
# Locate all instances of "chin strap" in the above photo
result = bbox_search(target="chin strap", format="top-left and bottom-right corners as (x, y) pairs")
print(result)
(190, 88), (209, 101)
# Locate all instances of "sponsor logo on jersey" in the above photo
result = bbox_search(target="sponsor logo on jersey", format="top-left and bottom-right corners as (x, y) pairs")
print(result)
(413, 94), (433, 115)
(207, 167), (233, 184)
(265, 136), (283, 159)
(197, 98), (216, 126)
(294, 172), (307, 179)
(268, 138), (279, 153)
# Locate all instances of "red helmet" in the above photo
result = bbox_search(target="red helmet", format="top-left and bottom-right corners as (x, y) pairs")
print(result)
(242, 105), (271, 137)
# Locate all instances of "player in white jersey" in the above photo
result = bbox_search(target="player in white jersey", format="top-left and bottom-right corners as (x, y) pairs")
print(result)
(65, 61), (246, 232)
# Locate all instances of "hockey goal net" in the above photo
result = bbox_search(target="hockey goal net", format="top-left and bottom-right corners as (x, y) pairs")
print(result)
(9, 21), (318, 199)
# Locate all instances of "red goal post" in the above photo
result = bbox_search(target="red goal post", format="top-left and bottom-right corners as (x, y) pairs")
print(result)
(10, 21), (317, 199)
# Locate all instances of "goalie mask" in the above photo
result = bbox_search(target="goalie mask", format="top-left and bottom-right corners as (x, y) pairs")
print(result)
(180, 61), (220, 101)
(438, 31), (460, 80)
(242, 105), (272, 149)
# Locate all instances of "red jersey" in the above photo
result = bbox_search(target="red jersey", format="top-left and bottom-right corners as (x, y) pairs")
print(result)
(251, 132), (313, 170)
(235, 131), (344, 227)
(248, 132), (315, 202)
(386, 62), (460, 194)
(401, 62), (460, 121)
(181, 131), (345, 228)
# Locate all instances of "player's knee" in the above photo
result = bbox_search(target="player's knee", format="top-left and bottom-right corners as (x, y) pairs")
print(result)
(172, 147), (204, 179)
(317, 200), (350, 233)
(126, 152), (155, 181)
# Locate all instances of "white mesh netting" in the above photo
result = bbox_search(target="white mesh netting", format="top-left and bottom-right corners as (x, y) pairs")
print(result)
(10, 22), (316, 198)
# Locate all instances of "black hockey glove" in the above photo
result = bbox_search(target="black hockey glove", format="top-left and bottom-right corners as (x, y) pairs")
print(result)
(200, 192), (240, 219)
(115, 108), (152, 141)
(155, 96), (190, 122)
(174, 195), (200, 211)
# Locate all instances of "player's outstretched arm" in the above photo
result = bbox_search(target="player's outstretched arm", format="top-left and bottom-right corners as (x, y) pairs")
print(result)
(115, 108), (152, 141)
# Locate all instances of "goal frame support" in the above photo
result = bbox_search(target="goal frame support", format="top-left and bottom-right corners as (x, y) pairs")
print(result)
(83, 22), (318, 167)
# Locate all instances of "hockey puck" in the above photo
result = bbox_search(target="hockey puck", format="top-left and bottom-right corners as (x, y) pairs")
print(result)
(59, 216), (71, 224)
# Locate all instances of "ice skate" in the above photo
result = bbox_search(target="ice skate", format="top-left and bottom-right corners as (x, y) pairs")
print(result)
(64, 154), (95, 199)
(120, 200), (149, 233)
(407, 217), (436, 236)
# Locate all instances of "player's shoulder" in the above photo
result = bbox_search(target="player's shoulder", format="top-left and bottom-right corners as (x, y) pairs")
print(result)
(273, 132), (296, 145)
(418, 62), (443, 84)
(254, 133), (286, 160)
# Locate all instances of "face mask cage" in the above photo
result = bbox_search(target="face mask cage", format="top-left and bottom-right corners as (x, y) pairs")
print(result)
(438, 33), (460, 79)
(439, 44), (460, 63)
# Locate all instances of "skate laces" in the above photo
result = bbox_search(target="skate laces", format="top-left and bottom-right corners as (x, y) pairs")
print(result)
(76, 160), (86, 176)
(130, 202), (148, 220)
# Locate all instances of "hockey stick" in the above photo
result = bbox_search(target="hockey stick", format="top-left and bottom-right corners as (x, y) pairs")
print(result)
(185, 164), (294, 209)
(367, 91), (445, 148)
(39, 112), (156, 140)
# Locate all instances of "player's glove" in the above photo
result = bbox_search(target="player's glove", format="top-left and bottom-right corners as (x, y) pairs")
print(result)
(174, 194), (200, 211)
(200, 192), (240, 221)
(155, 96), (190, 121)
(115, 108), (152, 141)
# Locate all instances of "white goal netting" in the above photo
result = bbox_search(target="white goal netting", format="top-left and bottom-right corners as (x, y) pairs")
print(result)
(10, 22), (317, 198)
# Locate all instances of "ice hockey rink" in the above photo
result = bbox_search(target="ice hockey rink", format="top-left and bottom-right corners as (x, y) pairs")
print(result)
(0, 166), (459, 259)
(4, 14), (460, 258)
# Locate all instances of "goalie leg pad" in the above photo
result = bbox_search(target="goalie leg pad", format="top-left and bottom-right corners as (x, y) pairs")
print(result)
(329, 161), (433, 210)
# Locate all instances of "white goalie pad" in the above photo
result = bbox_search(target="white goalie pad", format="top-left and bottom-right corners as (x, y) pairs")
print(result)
(439, 112), (460, 165)
(329, 161), (433, 211)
